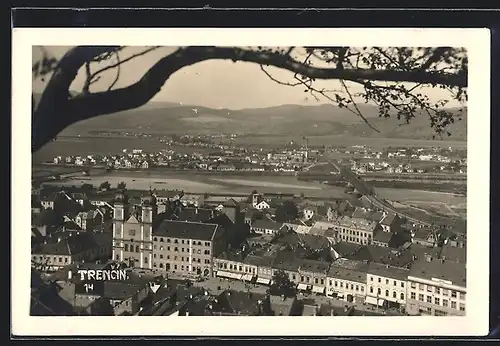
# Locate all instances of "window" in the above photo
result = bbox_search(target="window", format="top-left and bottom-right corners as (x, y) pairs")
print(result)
(129, 229), (136, 236)
(459, 303), (465, 312)
(385, 290), (389, 297)
(153, 262), (157, 267)
(58, 257), (62, 263)
(335, 281), (338, 287)
(393, 291), (397, 298)
(153, 254), (156, 259)
(411, 292), (416, 300)
(144, 257), (148, 264)
(64, 257), (68, 263)
(174, 265), (177, 270)
(124, 244), (129, 251)
(370, 286), (374, 294)
(205, 259), (210, 264)
(426, 285), (432, 292)
(301, 276), (304, 282)
(435, 287), (440, 294)
(160, 254), (163, 259)
(159, 263), (164, 268)
(370, 276), (373, 281)
(435, 310), (448, 316)
(386, 279), (389, 284)
(174, 239), (178, 244)
(401, 282), (405, 288)
(154, 237), (157, 241)
(167, 238), (171, 243)
(426, 296), (432, 303)
(181, 248), (184, 252)
(451, 291), (457, 298)
(377, 288), (381, 295)
(239, 266), (243, 271)
(459, 292), (465, 300)
(355, 285), (359, 291)
(451, 301), (457, 309)
(378, 278), (381, 283)
(411, 282), (416, 289)
(135, 245), (139, 252)
(418, 294), (424, 301)
(321, 279), (324, 285)
(434, 297), (440, 305)
(174, 247), (178, 252)
(419, 283), (424, 291)
(393, 280), (396, 286)
(160, 238), (164, 242)
(442, 289), (448, 296)
(443, 299), (448, 307)
(181, 257), (184, 262)
(181, 240), (185, 244)
(350, 284), (354, 290)
(306, 277), (310, 283)
(167, 246), (170, 251)
(361, 286), (364, 292)
(204, 250), (210, 255)
(340, 282), (343, 288)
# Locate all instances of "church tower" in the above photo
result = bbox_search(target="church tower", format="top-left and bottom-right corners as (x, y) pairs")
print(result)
(139, 193), (157, 269)
(112, 192), (129, 263)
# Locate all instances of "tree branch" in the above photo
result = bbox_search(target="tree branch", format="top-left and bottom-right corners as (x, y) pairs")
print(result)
(33, 45), (468, 153)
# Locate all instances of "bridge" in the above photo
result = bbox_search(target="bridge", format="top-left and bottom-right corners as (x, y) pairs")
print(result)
(331, 161), (433, 227)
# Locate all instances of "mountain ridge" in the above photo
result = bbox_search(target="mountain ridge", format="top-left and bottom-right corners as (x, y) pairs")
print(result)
(32, 92), (467, 141)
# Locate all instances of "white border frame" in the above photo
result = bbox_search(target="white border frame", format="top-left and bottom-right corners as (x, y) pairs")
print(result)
(12, 28), (490, 336)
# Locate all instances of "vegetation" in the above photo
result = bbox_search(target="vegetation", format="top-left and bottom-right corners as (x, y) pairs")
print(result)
(32, 46), (467, 153)
(274, 200), (299, 222)
(269, 269), (296, 299)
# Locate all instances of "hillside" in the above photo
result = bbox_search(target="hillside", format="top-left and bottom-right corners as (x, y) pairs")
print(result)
(33, 93), (467, 141)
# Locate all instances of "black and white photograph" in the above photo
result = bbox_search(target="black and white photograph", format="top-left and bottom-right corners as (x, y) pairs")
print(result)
(12, 28), (489, 336)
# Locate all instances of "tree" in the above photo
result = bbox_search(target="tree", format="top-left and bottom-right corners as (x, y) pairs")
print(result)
(99, 181), (111, 191)
(32, 46), (467, 153)
(117, 181), (126, 191)
(269, 269), (296, 299)
(275, 200), (299, 222)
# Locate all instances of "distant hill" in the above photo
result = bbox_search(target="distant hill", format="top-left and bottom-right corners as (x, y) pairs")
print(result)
(32, 92), (467, 141)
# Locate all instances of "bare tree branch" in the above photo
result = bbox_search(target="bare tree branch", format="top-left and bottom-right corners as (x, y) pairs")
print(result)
(32, 45), (468, 153)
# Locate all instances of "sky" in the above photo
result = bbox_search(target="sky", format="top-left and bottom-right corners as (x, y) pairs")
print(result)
(32, 46), (462, 110)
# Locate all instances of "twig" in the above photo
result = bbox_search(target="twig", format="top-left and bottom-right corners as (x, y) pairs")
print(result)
(108, 52), (121, 91)
(340, 80), (381, 133)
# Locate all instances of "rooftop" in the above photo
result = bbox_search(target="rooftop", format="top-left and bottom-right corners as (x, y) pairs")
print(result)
(337, 216), (378, 232)
(328, 258), (368, 283)
(154, 220), (220, 241)
(32, 231), (111, 256)
(366, 262), (410, 281)
(251, 219), (284, 231)
(409, 257), (466, 288)
(351, 207), (385, 223)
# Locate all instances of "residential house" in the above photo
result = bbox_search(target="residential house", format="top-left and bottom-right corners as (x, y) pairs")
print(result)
(31, 231), (112, 272)
(269, 295), (301, 316)
(365, 262), (409, 312)
(154, 189), (184, 204)
(251, 219), (286, 236)
(379, 213), (402, 233)
(243, 247), (278, 285)
(283, 221), (311, 235)
(244, 208), (261, 225)
(213, 252), (258, 282)
(255, 200), (271, 211)
(326, 258), (368, 303)
(406, 255), (466, 316)
(205, 290), (268, 316)
(412, 228), (439, 247)
(302, 205), (318, 221)
(296, 259), (330, 295)
(74, 209), (104, 232)
(73, 278), (150, 316)
(372, 231), (396, 248)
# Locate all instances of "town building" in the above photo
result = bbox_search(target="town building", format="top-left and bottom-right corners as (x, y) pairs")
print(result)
(153, 220), (226, 278)
(326, 258), (368, 303)
(333, 216), (380, 245)
(365, 262), (409, 312)
(31, 231), (112, 272)
(406, 255), (466, 316)
(251, 219), (286, 236)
